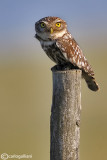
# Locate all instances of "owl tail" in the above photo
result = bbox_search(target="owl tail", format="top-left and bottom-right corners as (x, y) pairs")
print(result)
(82, 72), (99, 91)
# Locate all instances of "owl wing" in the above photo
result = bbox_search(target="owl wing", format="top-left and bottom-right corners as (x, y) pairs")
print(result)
(56, 36), (94, 77)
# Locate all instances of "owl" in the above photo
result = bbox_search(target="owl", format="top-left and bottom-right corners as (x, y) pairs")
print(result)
(35, 16), (99, 91)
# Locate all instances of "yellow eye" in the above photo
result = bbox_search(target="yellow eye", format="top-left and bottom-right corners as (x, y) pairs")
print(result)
(56, 22), (61, 27)
(40, 22), (45, 28)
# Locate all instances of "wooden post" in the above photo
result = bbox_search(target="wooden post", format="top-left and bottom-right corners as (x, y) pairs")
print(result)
(50, 69), (81, 160)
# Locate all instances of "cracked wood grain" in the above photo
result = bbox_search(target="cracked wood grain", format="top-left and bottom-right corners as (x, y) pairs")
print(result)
(50, 69), (81, 160)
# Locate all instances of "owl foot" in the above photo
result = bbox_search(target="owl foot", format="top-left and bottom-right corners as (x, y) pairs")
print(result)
(51, 63), (78, 71)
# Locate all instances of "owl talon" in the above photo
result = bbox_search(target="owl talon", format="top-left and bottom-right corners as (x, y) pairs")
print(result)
(51, 63), (78, 71)
(51, 65), (62, 71)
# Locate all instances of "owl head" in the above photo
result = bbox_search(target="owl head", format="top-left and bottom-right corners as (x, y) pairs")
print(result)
(35, 17), (67, 40)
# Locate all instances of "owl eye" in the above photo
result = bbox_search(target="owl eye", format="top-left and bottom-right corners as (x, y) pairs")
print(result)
(56, 22), (61, 27)
(40, 22), (46, 28)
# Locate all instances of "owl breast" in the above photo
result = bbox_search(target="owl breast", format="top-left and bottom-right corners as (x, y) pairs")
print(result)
(40, 40), (67, 64)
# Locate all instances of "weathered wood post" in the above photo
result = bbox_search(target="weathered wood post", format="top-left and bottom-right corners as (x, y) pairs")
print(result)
(50, 69), (81, 160)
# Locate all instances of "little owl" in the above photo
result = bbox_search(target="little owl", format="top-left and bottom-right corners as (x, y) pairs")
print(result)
(35, 16), (99, 91)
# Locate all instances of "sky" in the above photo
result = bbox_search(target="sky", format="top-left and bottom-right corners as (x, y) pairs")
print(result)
(0, 0), (107, 62)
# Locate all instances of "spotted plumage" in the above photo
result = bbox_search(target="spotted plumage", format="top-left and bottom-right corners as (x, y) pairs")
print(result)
(35, 16), (99, 91)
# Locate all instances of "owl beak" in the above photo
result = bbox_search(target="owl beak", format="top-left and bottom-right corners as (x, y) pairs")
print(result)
(50, 28), (54, 34)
